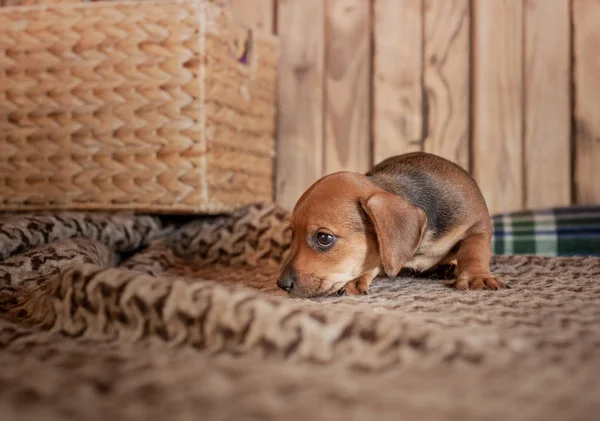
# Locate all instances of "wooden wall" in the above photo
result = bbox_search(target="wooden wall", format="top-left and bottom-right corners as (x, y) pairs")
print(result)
(230, 0), (600, 215)
(1, 0), (597, 214)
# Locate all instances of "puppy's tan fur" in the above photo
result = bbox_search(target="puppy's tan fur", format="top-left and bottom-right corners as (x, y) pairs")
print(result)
(278, 152), (505, 298)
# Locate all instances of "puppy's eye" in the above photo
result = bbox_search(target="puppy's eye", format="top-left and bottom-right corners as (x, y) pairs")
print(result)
(315, 232), (335, 248)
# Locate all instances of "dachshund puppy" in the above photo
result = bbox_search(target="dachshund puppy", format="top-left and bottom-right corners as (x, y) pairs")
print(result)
(277, 152), (506, 298)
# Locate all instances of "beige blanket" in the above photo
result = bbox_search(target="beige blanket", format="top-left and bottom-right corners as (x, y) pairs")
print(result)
(1, 203), (599, 421)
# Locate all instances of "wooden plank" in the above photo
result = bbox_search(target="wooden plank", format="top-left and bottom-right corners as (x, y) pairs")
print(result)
(573, 0), (600, 204)
(275, 0), (325, 211)
(472, 0), (523, 214)
(373, 0), (423, 165)
(2, 0), (82, 4)
(423, 0), (470, 171)
(524, 0), (571, 209)
(324, 0), (371, 174)
(230, 0), (275, 33)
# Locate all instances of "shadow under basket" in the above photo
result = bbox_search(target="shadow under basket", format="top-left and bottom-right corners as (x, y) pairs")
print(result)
(0, 0), (278, 214)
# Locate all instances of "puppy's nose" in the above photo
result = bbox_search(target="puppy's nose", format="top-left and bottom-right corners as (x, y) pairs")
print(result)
(277, 269), (295, 292)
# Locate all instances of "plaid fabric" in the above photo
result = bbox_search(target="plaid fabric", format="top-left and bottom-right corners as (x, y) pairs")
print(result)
(492, 206), (600, 256)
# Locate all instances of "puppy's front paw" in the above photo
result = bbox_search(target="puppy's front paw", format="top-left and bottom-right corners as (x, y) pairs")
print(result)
(445, 274), (506, 290)
(338, 280), (369, 296)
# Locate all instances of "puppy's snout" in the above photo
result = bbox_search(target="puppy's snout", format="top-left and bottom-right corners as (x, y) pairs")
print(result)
(277, 268), (295, 293)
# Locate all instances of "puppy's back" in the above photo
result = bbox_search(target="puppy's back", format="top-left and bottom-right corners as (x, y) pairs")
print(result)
(366, 152), (489, 239)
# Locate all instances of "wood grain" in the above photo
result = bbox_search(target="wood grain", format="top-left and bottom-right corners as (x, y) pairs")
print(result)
(472, 0), (523, 214)
(524, 0), (571, 209)
(230, 0), (275, 33)
(275, 0), (325, 211)
(573, 0), (600, 204)
(423, 0), (470, 171)
(373, 0), (423, 165)
(324, 0), (371, 174)
(1, 0), (82, 4)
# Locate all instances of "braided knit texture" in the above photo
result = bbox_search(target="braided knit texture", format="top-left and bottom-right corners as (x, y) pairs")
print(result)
(0, 203), (599, 421)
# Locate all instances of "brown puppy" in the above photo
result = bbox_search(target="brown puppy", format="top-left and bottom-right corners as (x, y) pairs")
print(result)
(277, 152), (506, 298)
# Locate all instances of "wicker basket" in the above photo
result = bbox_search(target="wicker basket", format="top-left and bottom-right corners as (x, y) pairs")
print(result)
(0, 0), (278, 213)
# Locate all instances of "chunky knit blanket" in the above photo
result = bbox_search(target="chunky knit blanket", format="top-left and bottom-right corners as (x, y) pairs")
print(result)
(1, 204), (599, 421)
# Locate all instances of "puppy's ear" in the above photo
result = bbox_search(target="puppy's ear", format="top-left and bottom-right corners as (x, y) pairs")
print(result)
(360, 192), (427, 278)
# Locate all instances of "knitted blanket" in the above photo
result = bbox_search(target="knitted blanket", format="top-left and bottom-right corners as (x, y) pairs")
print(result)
(1, 204), (599, 421)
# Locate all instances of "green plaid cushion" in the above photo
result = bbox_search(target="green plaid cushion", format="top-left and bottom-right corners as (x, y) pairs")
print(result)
(491, 206), (600, 256)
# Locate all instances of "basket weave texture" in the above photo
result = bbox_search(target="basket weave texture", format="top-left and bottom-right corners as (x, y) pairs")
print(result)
(0, 0), (278, 213)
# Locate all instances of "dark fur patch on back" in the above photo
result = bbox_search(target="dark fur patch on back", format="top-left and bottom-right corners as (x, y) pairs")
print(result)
(366, 153), (471, 240)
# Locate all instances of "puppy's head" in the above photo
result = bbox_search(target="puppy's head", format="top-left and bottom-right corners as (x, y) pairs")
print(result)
(278, 172), (427, 297)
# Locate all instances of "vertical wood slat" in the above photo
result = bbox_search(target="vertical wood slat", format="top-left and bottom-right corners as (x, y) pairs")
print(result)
(1, 0), (82, 4)
(373, 0), (423, 165)
(324, 0), (371, 174)
(524, 0), (571, 209)
(573, 0), (600, 204)
(275, 0), (325, 211)
(229, 0), (275, 33)
(423, 0), (470, 171)
(472, 0), (523, 215)
(3, 0), (594, 210)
